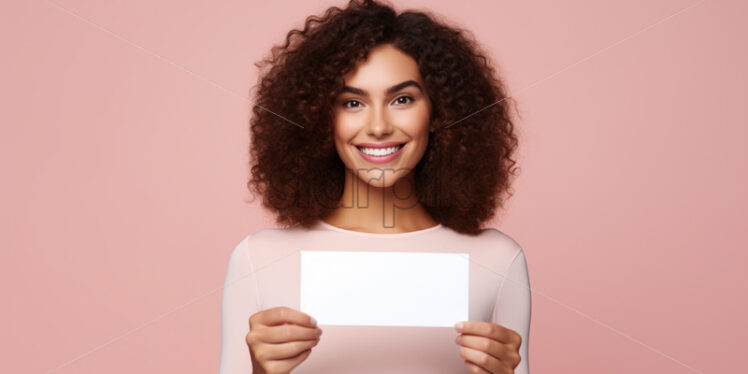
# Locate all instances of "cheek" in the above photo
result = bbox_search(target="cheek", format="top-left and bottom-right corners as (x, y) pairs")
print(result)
(332, 135), (349, 163)
(411, 137), (429, 163)
(333, 114), (357, 140)
(332, 121), (355, 163)
(401, 101), (430, 126)
(398, 109), (431, 141)
(404, 111), (431, 161)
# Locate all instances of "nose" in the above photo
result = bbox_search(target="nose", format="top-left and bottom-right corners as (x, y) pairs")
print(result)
(365, 104), (393, 138)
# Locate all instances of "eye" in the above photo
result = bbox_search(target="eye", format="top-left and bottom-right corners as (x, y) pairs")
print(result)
(393, 96), (414, 105)
(342, 99), (363, 109)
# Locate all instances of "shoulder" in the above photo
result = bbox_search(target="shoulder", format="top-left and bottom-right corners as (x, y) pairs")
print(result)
(232, 224), (315, 265)
(447, 226), (526, 274)
(244, 224), (313, 246)
(226, 233), (252, 269)
(464, 226), (525, 258)
(478, 227), (523, 247)
(226, 228), (282, 264)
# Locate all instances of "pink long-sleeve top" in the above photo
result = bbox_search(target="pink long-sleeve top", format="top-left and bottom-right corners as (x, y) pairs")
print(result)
(219, 220), (531, 373)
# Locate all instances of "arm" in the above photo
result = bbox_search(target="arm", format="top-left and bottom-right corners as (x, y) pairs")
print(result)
(220, 236), (261, 374)
(491, 248), (532, 374)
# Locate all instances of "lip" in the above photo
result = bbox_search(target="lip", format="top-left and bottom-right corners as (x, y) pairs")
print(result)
(354, 141), (406, 149)
(354, 143), (406, 164)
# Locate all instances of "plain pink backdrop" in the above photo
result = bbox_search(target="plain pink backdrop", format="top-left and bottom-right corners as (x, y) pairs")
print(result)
(1, 0), (745, 373)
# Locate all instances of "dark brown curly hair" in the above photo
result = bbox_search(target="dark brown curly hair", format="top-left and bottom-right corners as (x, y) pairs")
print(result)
(247, 0), (521, 235)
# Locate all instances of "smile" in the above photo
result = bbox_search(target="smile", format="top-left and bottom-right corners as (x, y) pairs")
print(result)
(354, 143), (406, 163)
(356, 144), (404, 156)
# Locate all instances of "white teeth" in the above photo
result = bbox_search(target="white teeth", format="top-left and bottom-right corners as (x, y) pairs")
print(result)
(357, 145), (403, 156)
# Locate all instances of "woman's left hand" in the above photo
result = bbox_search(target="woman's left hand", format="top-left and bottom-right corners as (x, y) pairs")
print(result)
(454, 321), (522, 374)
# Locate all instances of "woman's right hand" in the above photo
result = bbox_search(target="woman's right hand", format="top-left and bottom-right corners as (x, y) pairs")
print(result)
(246, 306), (323, 374)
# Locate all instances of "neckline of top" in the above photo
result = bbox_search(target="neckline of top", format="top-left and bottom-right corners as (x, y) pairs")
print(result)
(315, 220), (443, 237)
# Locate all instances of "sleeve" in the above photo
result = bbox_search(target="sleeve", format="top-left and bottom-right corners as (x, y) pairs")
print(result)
(491, 247), (532, 374)
(219, 236), (261, 374)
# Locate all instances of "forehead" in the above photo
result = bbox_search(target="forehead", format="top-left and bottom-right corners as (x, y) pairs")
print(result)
(342, 44), (422, 88)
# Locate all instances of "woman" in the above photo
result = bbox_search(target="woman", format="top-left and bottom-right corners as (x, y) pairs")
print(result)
(220, 1), (530, 373)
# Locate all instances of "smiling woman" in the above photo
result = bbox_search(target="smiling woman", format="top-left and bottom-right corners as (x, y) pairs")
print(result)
(328, 44), (437, 230)
(221, 0), (530, 373)
(333, 48), (431, 174)
(246, 0), (520, 236)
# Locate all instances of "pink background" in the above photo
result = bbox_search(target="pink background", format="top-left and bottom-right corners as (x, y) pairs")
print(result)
(1, 0), (745, 373)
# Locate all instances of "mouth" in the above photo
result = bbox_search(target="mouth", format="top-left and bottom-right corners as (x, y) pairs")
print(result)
(355, 143), (406, 156)
(353, 142), (407, 163)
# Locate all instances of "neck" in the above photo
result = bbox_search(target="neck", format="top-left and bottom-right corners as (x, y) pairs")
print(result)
(322, 168), (438, 234)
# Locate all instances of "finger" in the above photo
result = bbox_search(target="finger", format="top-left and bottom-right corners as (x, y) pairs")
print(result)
(253, 338), (320, 361)
(251, 306), (318, 328)
(464, 360), (491, 374)
(263, 348), (313, 374)
(455, 321), (521, 348)
(455, 334), (513, 363)
(458, 346), (510, 374)
(256, 323), (323, 344)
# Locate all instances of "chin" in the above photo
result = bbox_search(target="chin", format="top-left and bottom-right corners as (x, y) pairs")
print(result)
(355, 168), (413, 189)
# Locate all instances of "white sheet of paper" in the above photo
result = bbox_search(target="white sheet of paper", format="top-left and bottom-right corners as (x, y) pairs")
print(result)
(300, 251), (469, 327)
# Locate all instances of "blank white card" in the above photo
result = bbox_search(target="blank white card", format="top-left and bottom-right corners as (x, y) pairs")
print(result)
(300, 251), (469, 327)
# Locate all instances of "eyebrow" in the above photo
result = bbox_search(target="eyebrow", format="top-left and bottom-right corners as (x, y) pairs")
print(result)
(341, 80), (423, 96)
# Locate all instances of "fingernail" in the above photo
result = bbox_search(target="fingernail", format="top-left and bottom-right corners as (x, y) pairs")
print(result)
(454, 322), (463, 332)
(310, 317), (318, 326)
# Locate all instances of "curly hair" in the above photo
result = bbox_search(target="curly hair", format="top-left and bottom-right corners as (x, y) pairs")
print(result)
(247, 0), (521, 235)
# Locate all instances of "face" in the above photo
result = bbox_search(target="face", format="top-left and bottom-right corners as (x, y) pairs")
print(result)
(332, 43), (432, 189)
